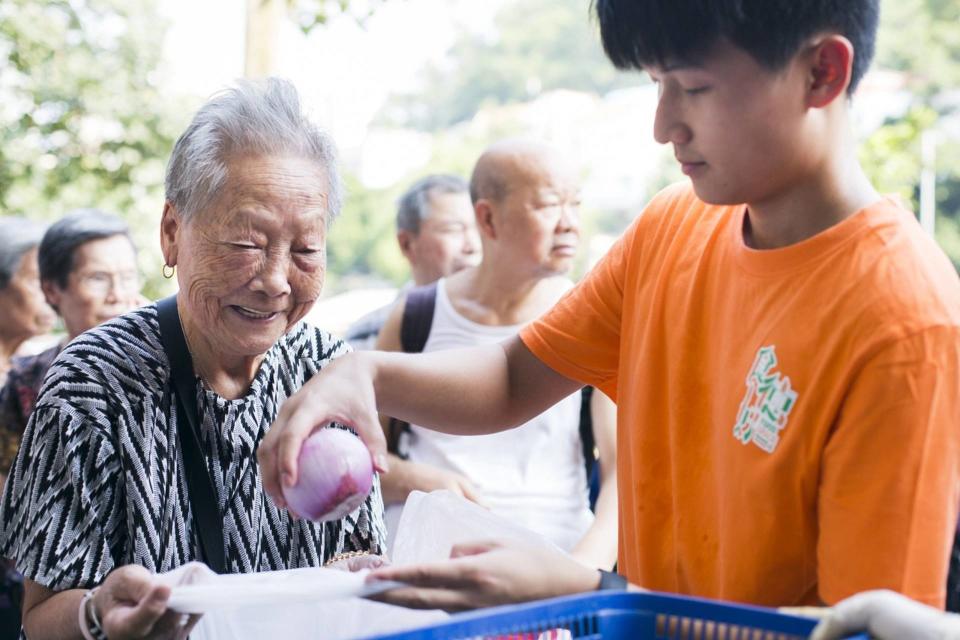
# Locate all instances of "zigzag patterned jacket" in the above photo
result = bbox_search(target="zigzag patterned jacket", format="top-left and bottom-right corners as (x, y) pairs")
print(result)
(0, 304), (386, 590)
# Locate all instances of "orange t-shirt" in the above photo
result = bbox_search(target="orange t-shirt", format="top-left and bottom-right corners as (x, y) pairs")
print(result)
(520, 183), (960, 607)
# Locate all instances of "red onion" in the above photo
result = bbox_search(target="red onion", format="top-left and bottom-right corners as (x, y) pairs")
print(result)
(282, 427), (374, 522)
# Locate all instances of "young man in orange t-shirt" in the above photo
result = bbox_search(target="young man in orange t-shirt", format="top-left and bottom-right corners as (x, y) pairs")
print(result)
(259, 0), (960, 609)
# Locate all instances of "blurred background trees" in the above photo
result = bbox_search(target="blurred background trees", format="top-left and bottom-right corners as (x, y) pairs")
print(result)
(1, 0), (958, 308)
(0, 0), (185, 298)
(865, 0), (960, 263)
(376, 0), (635, 131)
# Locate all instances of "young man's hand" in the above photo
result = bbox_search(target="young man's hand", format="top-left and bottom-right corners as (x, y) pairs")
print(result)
(366, 539), (600, 611)
(257, 352), (388, 509)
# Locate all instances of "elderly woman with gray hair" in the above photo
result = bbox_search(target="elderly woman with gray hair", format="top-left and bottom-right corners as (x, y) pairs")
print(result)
(0, 79), (385, 640)
(0, 218), (55, 385)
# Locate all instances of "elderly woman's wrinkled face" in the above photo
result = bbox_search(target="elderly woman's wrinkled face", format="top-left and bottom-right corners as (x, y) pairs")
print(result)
(0, 248), (56, 342)
(168, 154), (329, 360)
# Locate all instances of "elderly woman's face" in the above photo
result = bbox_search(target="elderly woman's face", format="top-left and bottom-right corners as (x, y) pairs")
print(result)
(0, 248), (56, 341)
(167, 154), (329, 359)
(43, 235), (142, 339)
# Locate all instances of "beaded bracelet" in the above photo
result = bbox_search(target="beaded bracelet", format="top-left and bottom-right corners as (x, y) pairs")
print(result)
(324, 550), (371, 567)
(78, 588), (108, 640)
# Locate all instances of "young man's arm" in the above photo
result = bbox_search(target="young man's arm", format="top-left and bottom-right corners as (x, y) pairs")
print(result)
(372, 298), (486, 507)
(262, 197), (632, 511)
(257, 335), (582, 507)
(570, 389), (619, 569)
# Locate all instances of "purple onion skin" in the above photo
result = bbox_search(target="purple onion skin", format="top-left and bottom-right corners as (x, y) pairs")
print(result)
(281, 427), (374, 522)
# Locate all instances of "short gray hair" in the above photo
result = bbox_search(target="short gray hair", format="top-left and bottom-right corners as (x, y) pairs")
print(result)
(165, 78), (343, 222)
(0, 217), (46, 289)
(396, 174), (469, 234)
(39, 208), (133, 288)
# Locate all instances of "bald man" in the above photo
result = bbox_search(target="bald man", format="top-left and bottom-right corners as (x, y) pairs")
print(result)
(373, 140), (618, 570)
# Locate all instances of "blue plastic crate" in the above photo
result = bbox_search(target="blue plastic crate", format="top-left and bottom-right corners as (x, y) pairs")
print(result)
(365, 591), (870, 640)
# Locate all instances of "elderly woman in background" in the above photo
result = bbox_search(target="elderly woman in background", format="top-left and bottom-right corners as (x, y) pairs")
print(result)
(0, 79), (385, 640)
(0, 217), (55, 639)
(0, 218), (55, 385)
(0, 209), (144, 483)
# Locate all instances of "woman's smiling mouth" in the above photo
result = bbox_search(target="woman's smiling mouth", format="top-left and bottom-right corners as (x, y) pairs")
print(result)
(231, 305), (280, 321)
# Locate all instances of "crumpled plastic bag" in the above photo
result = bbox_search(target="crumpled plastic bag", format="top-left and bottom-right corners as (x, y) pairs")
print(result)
(392, 489), (562, 566)
(164, 563), (445, 640)
(168, 490), (551, 639)
(188, 595), (446, 640)
(167, 565), (379, 614)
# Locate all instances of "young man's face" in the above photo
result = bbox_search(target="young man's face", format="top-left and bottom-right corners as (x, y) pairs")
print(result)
(647, 39), (815, 206)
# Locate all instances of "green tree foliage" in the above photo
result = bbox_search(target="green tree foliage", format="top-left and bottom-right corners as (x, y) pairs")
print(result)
(862, 0), (960, 268)
(860, 106), (939, 203)
(0, 0), (185, 298)
(2, 0), (957, 301)
(326, 174), (408, 289)
(379, 0), (636, 131)
(288, 0), (393, 33)
(876, 0), (960, 97)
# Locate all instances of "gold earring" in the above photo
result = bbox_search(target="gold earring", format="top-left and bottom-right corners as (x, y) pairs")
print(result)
(162, 264), (175, 279)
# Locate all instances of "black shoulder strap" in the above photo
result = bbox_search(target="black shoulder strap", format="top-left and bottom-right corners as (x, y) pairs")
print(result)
(400, 282), (438, 354)
(579, 386), (597, 478)
(388, 282), (439, 456)
(156, 295), (227, 574)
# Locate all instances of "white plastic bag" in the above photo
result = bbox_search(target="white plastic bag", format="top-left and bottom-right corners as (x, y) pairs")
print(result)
(167, 565), (377, 614)
(188, 597), (447, 640)
(169, 565), (446, 640)
(392, 489), (563, 566)
(169, 490), (550, 639)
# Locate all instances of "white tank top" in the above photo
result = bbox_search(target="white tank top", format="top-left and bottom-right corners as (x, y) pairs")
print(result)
(385, 279), (593, 552)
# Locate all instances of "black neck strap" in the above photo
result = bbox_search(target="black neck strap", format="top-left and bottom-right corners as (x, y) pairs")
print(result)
(156, 295), (227, 574)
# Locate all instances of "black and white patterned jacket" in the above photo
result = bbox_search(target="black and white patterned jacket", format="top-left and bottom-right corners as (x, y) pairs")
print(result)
(0, 304), (385, 591)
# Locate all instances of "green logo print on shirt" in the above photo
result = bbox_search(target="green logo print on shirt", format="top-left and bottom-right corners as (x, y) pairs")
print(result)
(733, 345), (798, 453)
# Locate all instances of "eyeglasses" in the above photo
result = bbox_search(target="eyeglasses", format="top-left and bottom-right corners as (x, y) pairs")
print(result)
(76, 270), (141, 297)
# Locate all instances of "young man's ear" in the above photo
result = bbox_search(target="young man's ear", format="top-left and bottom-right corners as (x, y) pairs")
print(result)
(806, 35), (854, 108)
(159, 201), (180, 268)
(475, 200), (497, 240)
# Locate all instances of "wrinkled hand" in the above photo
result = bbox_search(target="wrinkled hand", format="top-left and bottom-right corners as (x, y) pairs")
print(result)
(810, 590), (960, 640)
(366, 539), (600, 612)
(258, 352), (388, 510)
(327, 554), (391, 572)
(403, 463), (487, 508)
(95, 565), (200, 640)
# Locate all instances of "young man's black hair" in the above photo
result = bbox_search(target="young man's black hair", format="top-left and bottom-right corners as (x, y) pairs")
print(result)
(594, 0), (880, 94)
